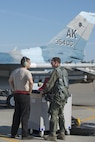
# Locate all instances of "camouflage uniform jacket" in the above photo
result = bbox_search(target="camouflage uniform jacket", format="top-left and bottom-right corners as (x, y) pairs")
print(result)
(43, 66), (69, 105)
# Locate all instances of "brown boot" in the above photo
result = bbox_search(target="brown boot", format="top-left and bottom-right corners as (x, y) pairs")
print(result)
(57, 132), (65, 140)
(44, 134), (57, 141)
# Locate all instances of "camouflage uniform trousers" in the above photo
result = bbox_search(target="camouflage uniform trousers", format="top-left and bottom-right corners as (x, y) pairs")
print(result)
(48, 101), (65, 136)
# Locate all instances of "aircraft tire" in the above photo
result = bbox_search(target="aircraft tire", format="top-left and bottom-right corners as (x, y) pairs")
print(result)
(6, 94), (15, 107)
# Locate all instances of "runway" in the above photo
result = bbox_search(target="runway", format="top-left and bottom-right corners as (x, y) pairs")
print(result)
(0, 82), (95, 142)
(69, 81), (95, 106)
(0, 105), (95, 142)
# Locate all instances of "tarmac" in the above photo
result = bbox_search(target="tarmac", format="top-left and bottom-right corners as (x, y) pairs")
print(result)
(0, 82), (95, 142)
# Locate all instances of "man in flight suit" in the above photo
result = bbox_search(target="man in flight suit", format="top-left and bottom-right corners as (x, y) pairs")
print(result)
(41, 57), (69, 141)
(9, 56), (34, 140)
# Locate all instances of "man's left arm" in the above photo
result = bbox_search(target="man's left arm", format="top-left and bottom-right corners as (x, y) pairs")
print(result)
(28, 78), (33, 94)
(27, 72), (34, 94)
(9, 76), (15, 91)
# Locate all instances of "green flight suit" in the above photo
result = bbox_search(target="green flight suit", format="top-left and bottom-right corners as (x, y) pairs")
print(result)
(43, 66), (69, 136)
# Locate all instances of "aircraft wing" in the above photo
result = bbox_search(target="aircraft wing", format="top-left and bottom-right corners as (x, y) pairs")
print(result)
(76, 67), (95, 76)
(30, 63), (95, 84)
(0, 63), (95, 90)
(67, 67), (95, 84)
(63, 63), (95, 84)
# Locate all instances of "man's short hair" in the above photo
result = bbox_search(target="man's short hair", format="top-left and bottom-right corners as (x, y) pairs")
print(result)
(51, 57), (61, 63)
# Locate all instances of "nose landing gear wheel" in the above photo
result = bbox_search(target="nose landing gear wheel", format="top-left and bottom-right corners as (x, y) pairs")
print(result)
(6, 94), (15, 107)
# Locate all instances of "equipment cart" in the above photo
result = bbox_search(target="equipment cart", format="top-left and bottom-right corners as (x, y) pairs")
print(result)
(28, 92), (72, 136)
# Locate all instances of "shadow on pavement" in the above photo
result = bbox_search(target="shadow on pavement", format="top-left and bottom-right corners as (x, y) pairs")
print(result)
(0, 126), (11, 135)
(0, 126), (21, 138)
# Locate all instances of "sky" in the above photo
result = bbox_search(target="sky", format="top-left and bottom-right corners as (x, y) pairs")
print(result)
(0, 0), (95, 61)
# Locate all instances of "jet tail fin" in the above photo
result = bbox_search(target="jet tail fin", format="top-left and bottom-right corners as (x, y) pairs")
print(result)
(45, 11), (95, 63)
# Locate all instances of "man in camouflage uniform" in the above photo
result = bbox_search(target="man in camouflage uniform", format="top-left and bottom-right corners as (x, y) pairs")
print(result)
(41, 57), (69, 141)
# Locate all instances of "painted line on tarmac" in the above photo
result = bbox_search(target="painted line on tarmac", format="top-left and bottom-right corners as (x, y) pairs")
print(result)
(0, 137), (20, 142)
(80, 107), (95, 122)
(81, 115), (95, 122)
(86, 107), (95, 112)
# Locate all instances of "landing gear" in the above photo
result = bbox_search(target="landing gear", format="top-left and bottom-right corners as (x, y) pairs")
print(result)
(6, 94), (15, 107)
